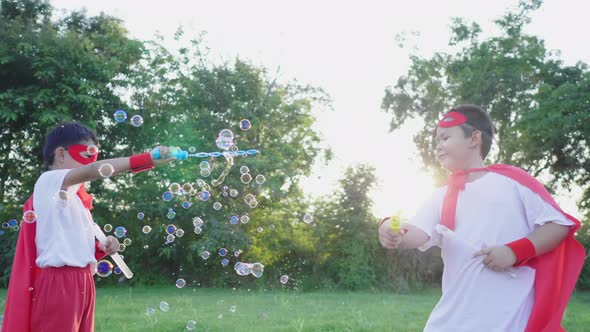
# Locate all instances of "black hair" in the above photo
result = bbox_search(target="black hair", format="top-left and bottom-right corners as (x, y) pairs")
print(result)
(447, 104), (495, 159)
(43, 122), (98, 168)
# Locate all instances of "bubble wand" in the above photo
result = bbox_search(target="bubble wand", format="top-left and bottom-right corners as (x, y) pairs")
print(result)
(150, 147), (260, 161)
(91, 222), (134, 279)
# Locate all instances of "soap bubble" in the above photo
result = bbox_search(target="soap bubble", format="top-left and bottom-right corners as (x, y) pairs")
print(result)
(280, 275), (289, 284)
(96, 260), (113, 277)
(189, 146), (196, 153)
(303, 214), (313, 224)
(118, 244), (126, 252)
(229, 189), (238, 197)
(137, 212), (145, 220)
(103, 224), (113, 232)
(142, 225), (152, 234)
(251, 262), (264, 278)
(200, 169), (211, 177)
(192, 217), (204, 227)
(234, 250), (241, 257)
(221, 258), (229, 267)
(257, 227), (264, 233)
(199, 161), (210, 169)
(240, 173), (252, 184)
(162, 191), (173, 201)
(201, 251), (210, 260)
(219, 248), (228, 256)
(175, 229), (185, 237)
(22, 210), (37, 224)
(113, 110), (127, 123)
(146, 307), (156, 316)
(159, 301), (170, 312)
(167, 209), (176, 219)
(169, 183), (181, 193)
(176, 278), (186, 288)
(182, 183), (194, 193)
(8, 219), (18, 228)
(229, 215), (239, 225)
(57, 190), (69, 201)
(239, 119), (251, 131)
(216, 129), (235, 151)
(182, 201), (191, 209)
(240, 166), (250, 174)
(98, 163), (114, 178)
(130, 115), (144, 127)
(255, 175), (266, 185)
(186, 320), (196, 330)
(87, 144), (99, 156)
(244, 194), (255, 204)
(248, 200), (259, 209)
(123, 238), (132, 246)
(194, 226), (202, 234)
(166, 234), (175, 243)
(234, 262), (250, 276)
(269, 224), (275, 230)
(213, 202), (222, 210)
(166, 224), (177, 235)
(229, 304), (237, 312)
(197, 191), (211, 201)
(240, 215), (250, 224)
(114, 226), (127, 238)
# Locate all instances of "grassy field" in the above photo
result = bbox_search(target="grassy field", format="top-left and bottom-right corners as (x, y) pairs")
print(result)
(1, 287), (589, 331)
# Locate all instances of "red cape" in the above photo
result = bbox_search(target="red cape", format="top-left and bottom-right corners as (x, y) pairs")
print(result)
(1, 191), (105, 332)
(444, 164), (585, 332)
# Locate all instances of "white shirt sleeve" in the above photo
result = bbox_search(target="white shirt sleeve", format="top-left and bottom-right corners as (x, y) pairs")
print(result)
(516, 181), (575, 229)
(34, 169), (81, 213)
(406, 187), (446, 251)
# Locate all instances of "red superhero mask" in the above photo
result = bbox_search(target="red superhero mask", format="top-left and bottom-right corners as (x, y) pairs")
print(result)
(434, 111), (467, 137)
(67, 144), (99, 165)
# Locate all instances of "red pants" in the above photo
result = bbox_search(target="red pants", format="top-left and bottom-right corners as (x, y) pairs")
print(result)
(30, 265), (95, 332)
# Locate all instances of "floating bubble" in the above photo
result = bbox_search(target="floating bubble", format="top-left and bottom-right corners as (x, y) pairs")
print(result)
(167, 209), (176, 219)
(96, 260), (113, 277)
(255, 175), (266, 185)
(213, 202), (222, 210)
(211, 179), (219, 187)
(166, 234), (175, 243)
(229, 215), (239, 225)
(219, 248), (228, 256)
(192, 217), (204, 227)
(130, 114), (144, 127)
(230, 145), (239, 152)
(269, 224), (275, 230)
(162, 191), (173, 201)
(200, 169), (211, 177)
(22, 210), (37, 224)
(8, 219), (18, 228)
(239, 119), (251, 131)
(251, 262), (264, 278)
(176, 278), (186, 288)
(244, 194), (255, 204)
(194, 226), (202, 234)
(257, 227), (264, 233)
(201, 251), (210, 260)
(137, 212), (145, 220)
(98, 163), (114, 178)
(143, 244), (149, 249)
(166, 224), (177, 235)
(234, 250), (241, 257)
(159, 301), (170, 312)
(123, 238), (132, 246)
(234, 262), (250, 276)
(182, 201), (191, 209)
(218, 314), (223, 319)
(118, 244), (126, 252)
(169, 183), (181, 193)
(248, 200), (259, 209)
(221, 258), (229, 267)
(189, 146), (196, 153)
(186, 320), (196, 330)
(114, 226), (127, 238)
(142, 225), (152, 234)
(175, 229), (185, 237)
(1, 222), (8, 228)
(229, 304), (237, 313)
(113, 110), (127, 123)
(146, 307), (156, 316)
(303, 214), (313, 224)
(216, 136), (233, 150)
(240, 173), (252, 184)
(197, 191), (211, 201)
(58, 190), (69, 201)
(87, 144), (99, 156)
(199, 161), (210, 169)
(240, 215), (250, 224)
(240, 166), (250, 174)
(103, 224), (113, 232)
(280, 275), (289, 284)
(229, 189), (238, 197)
(182, 183), (194, 193)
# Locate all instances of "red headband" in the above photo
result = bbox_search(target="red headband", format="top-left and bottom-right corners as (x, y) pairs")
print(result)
(434, 111), (467, 136)
(68, 144), (98, 165)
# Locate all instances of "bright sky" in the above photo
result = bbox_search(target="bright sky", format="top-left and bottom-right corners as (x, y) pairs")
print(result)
(53, 0), (590, 219)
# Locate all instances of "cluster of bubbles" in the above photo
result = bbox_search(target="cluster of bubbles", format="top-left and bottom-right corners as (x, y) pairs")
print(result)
(113, 110), (143, 127)
(234, 262), (264, 278)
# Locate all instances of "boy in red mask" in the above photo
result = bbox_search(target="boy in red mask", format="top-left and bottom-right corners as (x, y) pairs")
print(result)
(378, 105), (585, 332)
(2, 122), (176, 332)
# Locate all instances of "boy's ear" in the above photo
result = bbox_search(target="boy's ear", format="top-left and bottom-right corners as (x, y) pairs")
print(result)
(469, 130), (482, 147)
(54, 147), (66, 163)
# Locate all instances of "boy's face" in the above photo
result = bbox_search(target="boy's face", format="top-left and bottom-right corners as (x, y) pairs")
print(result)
(52, 140), (97, 169)
(434, 126), (482, 171)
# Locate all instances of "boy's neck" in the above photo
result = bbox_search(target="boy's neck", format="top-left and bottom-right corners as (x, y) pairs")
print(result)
(460, 158), (487, 182)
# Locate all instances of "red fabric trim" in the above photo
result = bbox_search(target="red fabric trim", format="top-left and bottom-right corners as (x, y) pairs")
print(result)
(77, 184), (94, 210)
(94, 242), (107, 260)
(129, 152), (155, 173)
(506, 237), (536, 265)
(68, 144), (98, 165)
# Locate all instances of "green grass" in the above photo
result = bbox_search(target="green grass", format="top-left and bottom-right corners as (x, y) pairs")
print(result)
(1, 287), (589, 331)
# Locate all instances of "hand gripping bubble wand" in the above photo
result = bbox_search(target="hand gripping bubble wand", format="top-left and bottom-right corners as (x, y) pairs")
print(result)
(91, 222), (134, 278)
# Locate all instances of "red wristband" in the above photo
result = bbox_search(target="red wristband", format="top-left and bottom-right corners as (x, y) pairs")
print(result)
(130, 152), (155, 173)
(505, 238), (536, 265)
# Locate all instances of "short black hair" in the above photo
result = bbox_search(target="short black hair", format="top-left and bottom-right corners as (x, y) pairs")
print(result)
(449, 104), (495, 159)
(43, 122), (98, 168)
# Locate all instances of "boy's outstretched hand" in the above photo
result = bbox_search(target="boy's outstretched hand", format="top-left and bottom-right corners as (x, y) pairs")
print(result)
(379, 219), (403, 249)
(151, 146), (177, 167)
(99, 235), (120, 256)
(473, 245), (517, 272)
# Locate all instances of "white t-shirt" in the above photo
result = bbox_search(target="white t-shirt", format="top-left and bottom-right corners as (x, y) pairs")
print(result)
(33, 169), (96, 268)
(407, 172), (574, 332)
